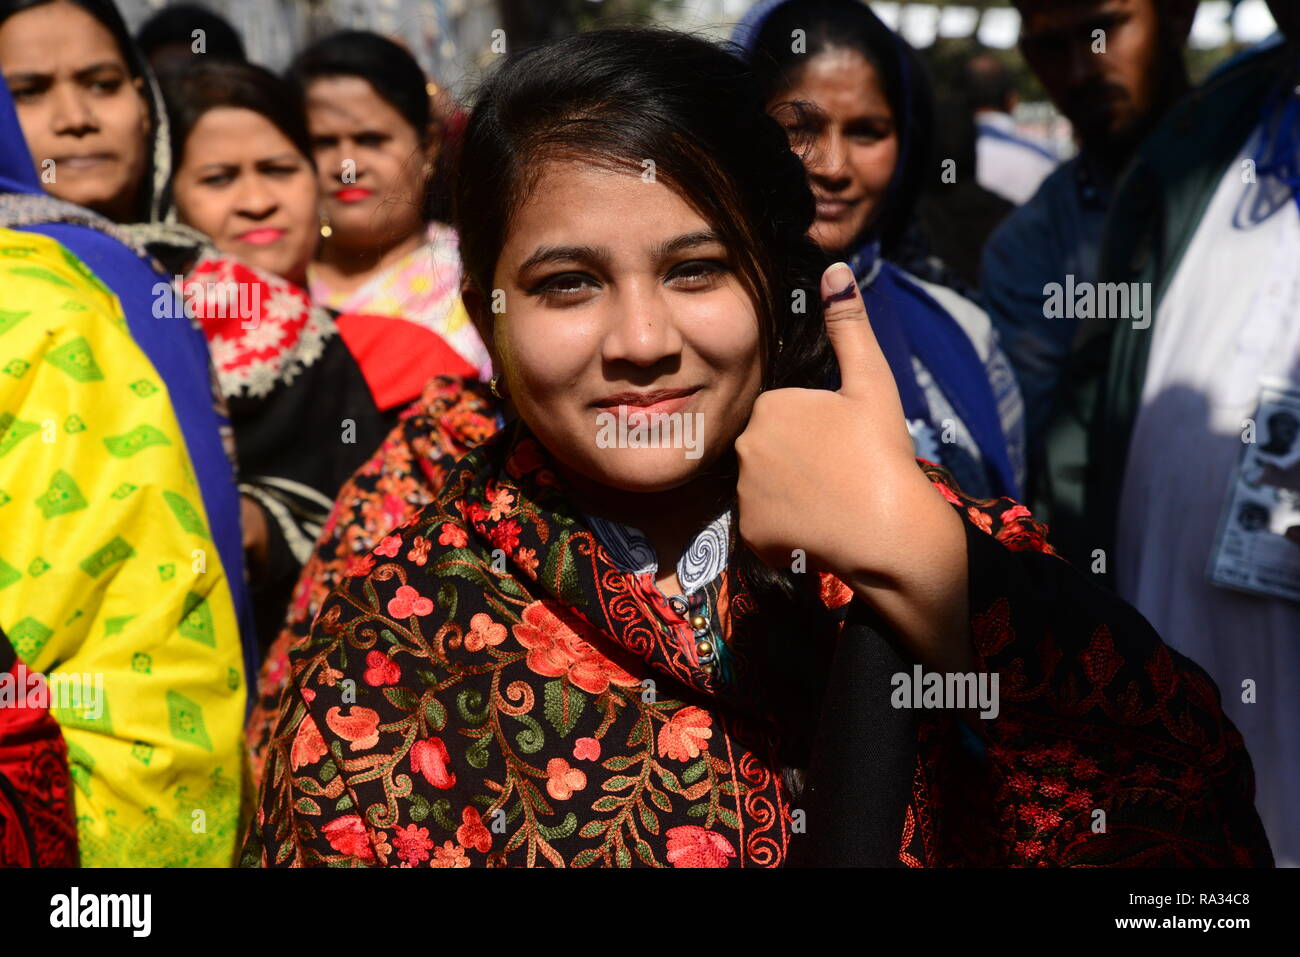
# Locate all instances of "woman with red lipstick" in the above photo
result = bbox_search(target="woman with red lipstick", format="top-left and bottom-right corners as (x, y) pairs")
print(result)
(243, 30), (1271, 869)
(293, 31), (491, 382)
(736, 0), (1026, 503)
(162, 59), (462, 650)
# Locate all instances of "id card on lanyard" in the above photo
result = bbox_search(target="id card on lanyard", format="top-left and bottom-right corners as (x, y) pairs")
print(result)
(1209, 381), (1300, 602)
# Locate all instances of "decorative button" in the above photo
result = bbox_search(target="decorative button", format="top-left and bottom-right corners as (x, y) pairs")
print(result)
(701, 663), (715, 676)
(690, 614), (708, 631)
(669, 596), (688, 615)
(696, 639), (713, 657)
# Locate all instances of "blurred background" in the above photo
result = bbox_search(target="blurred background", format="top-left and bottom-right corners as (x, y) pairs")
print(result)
(115, 1), (1281, 114)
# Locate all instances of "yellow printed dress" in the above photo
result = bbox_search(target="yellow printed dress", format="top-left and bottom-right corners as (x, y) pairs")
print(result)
(0, 228), (246, 866)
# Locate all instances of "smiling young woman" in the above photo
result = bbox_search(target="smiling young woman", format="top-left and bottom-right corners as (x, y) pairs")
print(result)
(242, 28), (1271, 869)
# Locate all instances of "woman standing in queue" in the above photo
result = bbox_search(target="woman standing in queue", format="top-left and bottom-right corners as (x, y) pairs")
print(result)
(243, 29), (1271, 869)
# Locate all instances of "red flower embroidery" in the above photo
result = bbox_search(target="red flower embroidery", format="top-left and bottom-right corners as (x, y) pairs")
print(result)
(375, 535), (402, 558)
(326, 706), (381, 750)
(488, 519), (521, 554)
(290, 714), (327, 770)
(463, 612), (507, 653)
(573, 737), (601, 761)
(344, 553), (375, 578)
(438, 523), (468, 548)
(431, 840), (470, 868)
(392, 824), (434, 865)
(363, 650), (401, 687)
(999, 504), (1032, 525)
(966, 506), (994, 534)
(517, 547), (539, 579)
(545, 758), (587, 801)
(657, 706), (713, 762)
(411, 737), (456, 789)
(387, 584), (434, 618)
(322, 815), (375, 861)
(818, 572), (853, 610)
(456, 806), (492, 853)
(664, 825), (736, 868)
(513, 601), (639, 694)
(407, 536), (431, 566)
(486, 483), (515, 521)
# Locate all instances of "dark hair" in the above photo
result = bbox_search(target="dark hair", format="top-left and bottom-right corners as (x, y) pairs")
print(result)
(0, 0), (163, 221)
(291, 31), (430, 142)
(290, 30), (440, 220)
(963, 53), (1014, 113)
(455, 28), (838, 788)
(136, 3), (245, 63)
(160, 59), (314, 174)
(746, 0), (934, 257)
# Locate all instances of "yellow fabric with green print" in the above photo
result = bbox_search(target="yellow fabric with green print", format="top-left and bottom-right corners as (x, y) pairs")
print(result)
(0, 227), (246, 866)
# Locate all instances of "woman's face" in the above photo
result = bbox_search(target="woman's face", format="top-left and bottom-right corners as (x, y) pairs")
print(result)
(771, 47), (898, 255)
(483, 158), (763, 494)
(172, 107), (319, 285)
(0, 0), (150, 222)
(305, 75), (427, 252)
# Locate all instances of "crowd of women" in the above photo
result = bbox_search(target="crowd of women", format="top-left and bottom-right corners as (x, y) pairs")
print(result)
(0, 0), (1276, 867)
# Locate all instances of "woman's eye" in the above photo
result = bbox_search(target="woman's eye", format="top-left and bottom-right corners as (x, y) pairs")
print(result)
(200, 173), (234, 187)
(356, 133), (386, 148)
(667, 259), (729, 288)
(9, 87), (40, 104)
(88, 78), (122, 95)
(531, 273), (599, 301)
(264, 165), (300, 177)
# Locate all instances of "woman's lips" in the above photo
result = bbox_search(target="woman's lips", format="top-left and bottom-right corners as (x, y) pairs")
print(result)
(594, 388), (699, 418)
(57, 154), (114, 170)
(815, 197), (855, 220)
(237, 227), (286, 246)
(333, 187), (373, 203)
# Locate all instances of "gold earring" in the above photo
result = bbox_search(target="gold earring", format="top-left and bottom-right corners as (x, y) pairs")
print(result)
(489, 375), (503, 399)
(319, 214), (332, 239)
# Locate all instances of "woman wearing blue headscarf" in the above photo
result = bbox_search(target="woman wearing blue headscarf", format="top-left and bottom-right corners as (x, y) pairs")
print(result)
(735, 0), (1025, 500)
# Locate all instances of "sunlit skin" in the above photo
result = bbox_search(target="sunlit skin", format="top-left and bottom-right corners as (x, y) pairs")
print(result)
(305, 75), (430, 298)
(1016, 0), (1194, 166)
(0, 0), (149, 222)
(466, 158), (969, 668)
(171, 107), (319, 286)
(467, 159), (763, 592)
(768, 48), (899, 256)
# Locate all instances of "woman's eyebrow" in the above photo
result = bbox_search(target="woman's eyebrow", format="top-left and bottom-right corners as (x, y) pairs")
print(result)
(518, 244), (609, 273)
(74, 62), (125, 80)
(654, 230), (724, 258)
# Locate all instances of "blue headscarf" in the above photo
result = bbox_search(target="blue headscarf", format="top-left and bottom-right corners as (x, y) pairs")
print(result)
(0, 75), (260, 701)
(734, 0), (1020, 498)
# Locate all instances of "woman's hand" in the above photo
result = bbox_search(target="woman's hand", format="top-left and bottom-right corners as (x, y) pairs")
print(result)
(241, 495), (271, 578)
(734, 262), (972, 672)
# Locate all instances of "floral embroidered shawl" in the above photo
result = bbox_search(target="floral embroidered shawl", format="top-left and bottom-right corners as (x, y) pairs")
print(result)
(246, 377), (499, 784)
(243, 422), (1273, 867)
